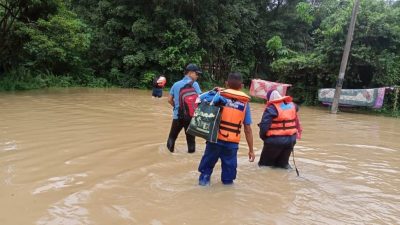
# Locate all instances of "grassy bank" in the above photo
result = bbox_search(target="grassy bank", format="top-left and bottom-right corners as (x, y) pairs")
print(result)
(0, 70), (111, 91)
(1, 72), (398, 118)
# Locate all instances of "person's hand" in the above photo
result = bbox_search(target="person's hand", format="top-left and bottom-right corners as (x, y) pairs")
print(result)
(248, 151), (255, 162)
(213, 87), (223, 92)
(195, 96), (201, 104)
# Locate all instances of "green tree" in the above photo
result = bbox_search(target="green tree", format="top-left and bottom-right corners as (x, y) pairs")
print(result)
(0, 0), (90, 76)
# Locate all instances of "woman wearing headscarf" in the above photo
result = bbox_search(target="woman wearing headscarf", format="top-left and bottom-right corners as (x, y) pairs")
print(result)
(258, 90), (300, 169)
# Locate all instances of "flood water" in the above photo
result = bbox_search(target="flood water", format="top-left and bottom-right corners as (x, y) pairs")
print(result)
(0, 88), (399, 225)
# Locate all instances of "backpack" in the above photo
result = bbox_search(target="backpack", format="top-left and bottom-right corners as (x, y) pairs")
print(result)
(178, 81), (199, 120)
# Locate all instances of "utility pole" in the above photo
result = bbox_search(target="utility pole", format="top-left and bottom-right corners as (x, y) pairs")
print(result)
(331, 0), (361, 114)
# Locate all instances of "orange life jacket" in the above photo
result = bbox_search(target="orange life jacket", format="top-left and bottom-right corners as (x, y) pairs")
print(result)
(218, 89), (250, 143)
(266, 96), (297, 137)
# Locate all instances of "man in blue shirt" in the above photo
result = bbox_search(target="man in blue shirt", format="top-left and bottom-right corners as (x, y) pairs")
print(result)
(167, 63), (202, 153)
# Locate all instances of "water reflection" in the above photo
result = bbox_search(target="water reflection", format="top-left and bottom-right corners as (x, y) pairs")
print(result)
(0, 88), (399, 225)
(32, 173), (88, 195)
(37, 191), (91, 225)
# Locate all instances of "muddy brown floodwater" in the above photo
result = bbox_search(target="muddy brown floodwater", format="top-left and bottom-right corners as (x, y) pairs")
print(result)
(0, 88), (399, 225)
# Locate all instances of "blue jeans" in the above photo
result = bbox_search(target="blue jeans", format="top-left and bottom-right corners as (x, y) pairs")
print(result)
(198, 141), (238, 184)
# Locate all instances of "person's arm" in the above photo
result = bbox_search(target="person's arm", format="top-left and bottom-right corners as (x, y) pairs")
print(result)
(294, 103), (302, 139)
(243, 104), (254, 162)
(168, 85), (175, 107)
(258, 105), (278, 140)
(243, 124), (255, 162)
(194, 82), (202, 94)
(168, 94), (174, 107)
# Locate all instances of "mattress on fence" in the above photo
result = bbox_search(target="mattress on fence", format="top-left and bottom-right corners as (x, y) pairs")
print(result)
(318, 88), (386, 108)
(250, 79), (291, 99)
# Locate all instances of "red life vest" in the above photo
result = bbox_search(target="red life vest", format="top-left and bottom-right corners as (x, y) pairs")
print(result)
(218, 89), (250, 143)
(266, 96), (297, 137)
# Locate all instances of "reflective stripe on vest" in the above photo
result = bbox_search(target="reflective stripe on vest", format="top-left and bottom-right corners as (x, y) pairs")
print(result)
(218, 89), (250, 143)
(266, 101), (297, 137)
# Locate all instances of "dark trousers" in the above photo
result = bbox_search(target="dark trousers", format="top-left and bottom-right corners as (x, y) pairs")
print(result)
(258, 141), (294, 168)
(198, 142), (238, 183)
(167, 119), (195, 153)
(152, 88), (162, 97)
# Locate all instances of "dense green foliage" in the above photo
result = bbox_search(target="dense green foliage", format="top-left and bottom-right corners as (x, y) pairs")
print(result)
(1, 0), (399, 114)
